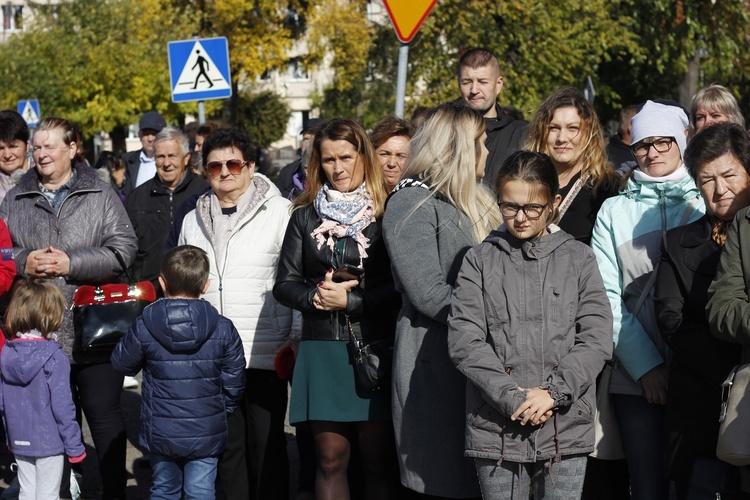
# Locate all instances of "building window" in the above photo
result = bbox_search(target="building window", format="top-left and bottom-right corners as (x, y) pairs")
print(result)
(3, 4), (22, 31)
(288, 59), (310, 82)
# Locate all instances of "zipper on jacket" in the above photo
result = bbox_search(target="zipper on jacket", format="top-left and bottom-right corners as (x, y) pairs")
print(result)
(659, 189), (667, 233)
(169, 192), (174, 220)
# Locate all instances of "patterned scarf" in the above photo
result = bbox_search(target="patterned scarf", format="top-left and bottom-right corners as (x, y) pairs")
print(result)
(711, 217), (729, 247)
(311, 182), (374, 263)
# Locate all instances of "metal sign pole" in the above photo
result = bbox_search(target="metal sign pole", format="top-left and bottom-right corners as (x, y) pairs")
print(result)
(198, 100), (206, 125)
(394, 43), (409, 119)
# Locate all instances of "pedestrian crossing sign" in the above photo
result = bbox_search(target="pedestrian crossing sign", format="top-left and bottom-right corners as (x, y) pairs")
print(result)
(168, 37), (232, 103)
(17, 100), (40, 127)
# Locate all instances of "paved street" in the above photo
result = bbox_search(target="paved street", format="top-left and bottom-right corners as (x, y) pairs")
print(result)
(0, 373), (300, 499)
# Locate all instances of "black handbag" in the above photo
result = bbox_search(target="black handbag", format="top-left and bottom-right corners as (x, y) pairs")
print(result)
(72, 247), (156, 353)
(346, 317), (393, 391)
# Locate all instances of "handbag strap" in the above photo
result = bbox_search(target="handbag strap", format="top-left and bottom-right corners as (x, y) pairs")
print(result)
(105, 246), (134, 285)
(556, 176), (584, 222)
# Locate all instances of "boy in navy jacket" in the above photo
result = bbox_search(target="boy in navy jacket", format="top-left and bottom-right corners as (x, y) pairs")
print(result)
(112, 245), (245, 499)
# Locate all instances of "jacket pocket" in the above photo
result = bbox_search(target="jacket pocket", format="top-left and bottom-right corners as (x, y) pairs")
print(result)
(549, 288), (561, 325)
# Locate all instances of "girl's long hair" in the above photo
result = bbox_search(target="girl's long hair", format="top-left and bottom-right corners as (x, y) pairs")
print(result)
(399, 102), (502, 243)
(524, 87), (618, 196)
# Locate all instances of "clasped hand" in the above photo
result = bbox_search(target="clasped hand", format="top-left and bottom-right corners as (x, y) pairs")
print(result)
(510, 387), (555, 426)
(25, 246), (70, 278)
(312, 268), (359, 311)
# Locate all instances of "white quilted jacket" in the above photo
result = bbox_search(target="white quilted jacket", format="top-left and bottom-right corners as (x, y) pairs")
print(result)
(178, 174), (299, 369)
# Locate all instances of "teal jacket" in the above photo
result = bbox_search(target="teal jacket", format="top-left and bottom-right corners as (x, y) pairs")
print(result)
(591, 171), (704, 395)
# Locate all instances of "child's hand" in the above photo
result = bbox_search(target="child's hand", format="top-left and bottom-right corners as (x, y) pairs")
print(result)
(511, 387), (555, 426)
(69, 451), (87, 463)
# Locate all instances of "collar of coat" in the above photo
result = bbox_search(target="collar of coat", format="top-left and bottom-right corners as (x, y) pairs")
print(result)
(16, 163), (101, 196)
(195, 173), (274, 243)
(485, 224), (574, 259)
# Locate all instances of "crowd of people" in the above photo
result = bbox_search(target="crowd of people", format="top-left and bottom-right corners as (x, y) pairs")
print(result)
(0, 45), (747, 500)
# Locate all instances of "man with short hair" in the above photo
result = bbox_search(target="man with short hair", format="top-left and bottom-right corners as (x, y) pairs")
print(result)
(0, 110), (30, 204)
(607, 104), (638, 169)
(458, 48), (527, 186)
(125, 128), (208, 292)
(121, 111), (167, 197)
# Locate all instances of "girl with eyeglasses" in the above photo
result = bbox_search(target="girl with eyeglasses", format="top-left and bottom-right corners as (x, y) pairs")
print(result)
(447, 151), (612, 499)
(591, 101), (705, 500)
(382, 102), (502, 498)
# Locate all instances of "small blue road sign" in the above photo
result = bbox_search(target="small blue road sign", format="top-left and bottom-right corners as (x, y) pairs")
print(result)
(168, 37), (232, 103)
(17, 100), (40, 127)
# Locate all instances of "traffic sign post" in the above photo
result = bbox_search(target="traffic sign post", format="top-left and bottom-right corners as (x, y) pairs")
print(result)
(382, 0), (438, 118)
(168, 37), (232, 124)
(17, 100), (40, 127)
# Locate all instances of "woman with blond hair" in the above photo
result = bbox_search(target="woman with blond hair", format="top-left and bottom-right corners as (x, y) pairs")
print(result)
(383, 101), (502, 498)
(274, 118), (400, 500)
(689, 83), (745, 134)
(525, 87), (620, 245)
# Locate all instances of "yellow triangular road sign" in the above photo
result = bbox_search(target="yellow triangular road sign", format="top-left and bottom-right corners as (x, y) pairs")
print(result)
(383, 0), (438, 43)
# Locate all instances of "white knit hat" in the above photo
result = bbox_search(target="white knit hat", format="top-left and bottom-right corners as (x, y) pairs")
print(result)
(630, 100), (689, 159)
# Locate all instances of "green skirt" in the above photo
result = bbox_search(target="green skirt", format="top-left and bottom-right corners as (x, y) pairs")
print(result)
(289, 338), (392, 424)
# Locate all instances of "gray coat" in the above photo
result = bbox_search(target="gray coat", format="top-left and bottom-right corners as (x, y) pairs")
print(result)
(0, 165), (137, 363)
(382, 181), (480, 498)
(447, 228), (612, 463)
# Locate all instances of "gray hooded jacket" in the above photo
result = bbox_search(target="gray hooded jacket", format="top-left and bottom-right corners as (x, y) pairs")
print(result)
(447, 227), (612, 463)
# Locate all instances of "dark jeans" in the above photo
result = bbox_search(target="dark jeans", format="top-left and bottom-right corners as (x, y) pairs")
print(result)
(613, 394), (669, 500)
(70, 362), (127, 500)
(217, 368), (289, 500)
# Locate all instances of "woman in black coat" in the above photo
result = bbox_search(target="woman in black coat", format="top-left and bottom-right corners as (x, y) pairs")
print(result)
(654, 123), (750, 499)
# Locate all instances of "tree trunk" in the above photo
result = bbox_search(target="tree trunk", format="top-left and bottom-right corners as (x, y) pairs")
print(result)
(679, 52), (701, 110)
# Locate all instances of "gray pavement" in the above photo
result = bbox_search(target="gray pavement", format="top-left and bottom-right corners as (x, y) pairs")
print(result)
(0, 373), (300, 499)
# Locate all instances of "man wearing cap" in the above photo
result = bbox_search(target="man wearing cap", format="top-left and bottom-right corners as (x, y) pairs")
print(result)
(120, 110), (167, 197)
(457, 48), (527, 187)
(274, 118), (325, 199)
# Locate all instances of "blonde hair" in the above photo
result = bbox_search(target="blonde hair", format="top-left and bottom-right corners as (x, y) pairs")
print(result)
(400, 102), (502, 244)
(294, 118), (388, 217)
(5, 280), (66, 337)
(690, 84), (745, 129)
(524, 87), (618, 196)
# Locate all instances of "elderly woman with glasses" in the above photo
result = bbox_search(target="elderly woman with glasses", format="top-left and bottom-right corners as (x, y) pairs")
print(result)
(176, 127), (299, 500)
(591, 101), (705, 500)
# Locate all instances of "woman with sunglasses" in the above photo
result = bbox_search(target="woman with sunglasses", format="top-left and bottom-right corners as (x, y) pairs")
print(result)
(176, 127), (298, 500)
(524, 87), (620, 246)
(591, 101), (705, 500)
(273, 118), (399, 500)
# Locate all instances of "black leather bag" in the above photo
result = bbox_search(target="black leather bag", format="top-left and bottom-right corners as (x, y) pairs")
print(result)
(72, 247), (156, 353)
(346, 317), (393, 391)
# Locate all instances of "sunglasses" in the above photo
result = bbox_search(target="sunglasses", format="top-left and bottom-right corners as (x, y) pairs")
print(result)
(205, 159), (247, 177)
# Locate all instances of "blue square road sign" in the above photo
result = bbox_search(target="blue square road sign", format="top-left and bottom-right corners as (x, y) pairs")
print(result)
(17, 100), (40, 127)
(168, 37), (232, 103)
